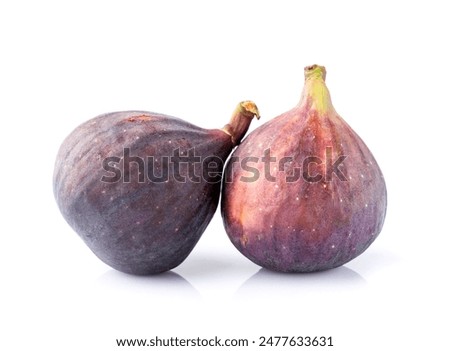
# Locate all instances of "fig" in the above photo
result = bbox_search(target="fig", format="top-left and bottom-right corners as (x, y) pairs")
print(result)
(54, 102), (259, 275)
(221, 65), (387, 272)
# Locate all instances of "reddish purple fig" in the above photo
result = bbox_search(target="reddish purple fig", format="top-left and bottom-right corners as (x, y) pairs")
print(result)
(54, 102), (259, 275)
(221, 65), (387, 272)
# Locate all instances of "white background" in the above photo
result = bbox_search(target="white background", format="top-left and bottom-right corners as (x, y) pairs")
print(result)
(1, 1), (449, 350)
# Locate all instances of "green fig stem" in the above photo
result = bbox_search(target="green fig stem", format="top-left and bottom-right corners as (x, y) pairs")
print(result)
(222, 101), (260, 145)
(301, 64), (335, 114)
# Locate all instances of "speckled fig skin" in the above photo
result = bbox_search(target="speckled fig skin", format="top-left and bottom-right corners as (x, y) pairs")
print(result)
(54, 102), (259, 275)
(221, 65), (387, 272)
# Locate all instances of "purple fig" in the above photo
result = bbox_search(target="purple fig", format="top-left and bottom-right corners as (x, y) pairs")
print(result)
(54, 102), (259, 275)
(221, 65), (387, 272)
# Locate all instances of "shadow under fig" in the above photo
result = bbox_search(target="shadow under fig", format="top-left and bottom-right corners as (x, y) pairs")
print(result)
(235, 265), (366, 300)
(97, 269), (201, 299)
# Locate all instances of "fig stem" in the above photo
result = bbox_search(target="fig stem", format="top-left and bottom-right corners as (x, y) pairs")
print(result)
(222, 101), (260, 145)
(301, 64), (334, 114)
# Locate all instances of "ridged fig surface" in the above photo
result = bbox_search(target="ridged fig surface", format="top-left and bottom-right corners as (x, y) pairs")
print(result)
(54, 103), (259, 275)
(221, 65), (387, 272)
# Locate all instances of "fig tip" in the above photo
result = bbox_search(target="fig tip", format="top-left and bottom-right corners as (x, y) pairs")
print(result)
(304, 64), (327, 80)
(240, 100), (260, 120)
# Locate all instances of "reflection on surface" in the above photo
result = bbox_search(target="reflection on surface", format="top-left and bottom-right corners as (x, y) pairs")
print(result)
(97, 269), (201, 299)
(235, 266), (366, 300)
(175, 253), (235, 278)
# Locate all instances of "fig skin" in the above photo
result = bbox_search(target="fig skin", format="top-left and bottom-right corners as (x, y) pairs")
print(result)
(221, 65), (387, 273)
(54, 102), (259, 275)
